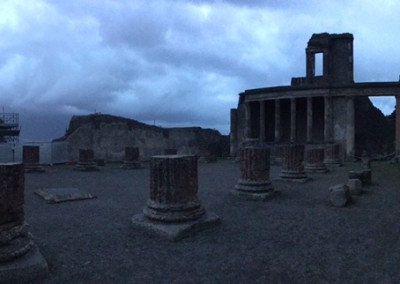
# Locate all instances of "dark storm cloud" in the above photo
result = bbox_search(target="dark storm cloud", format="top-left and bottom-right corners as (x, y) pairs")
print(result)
(0, 0), (399, 141)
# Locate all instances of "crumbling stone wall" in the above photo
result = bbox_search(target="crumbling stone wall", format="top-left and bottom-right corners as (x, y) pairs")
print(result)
(55, 114), (229, 162)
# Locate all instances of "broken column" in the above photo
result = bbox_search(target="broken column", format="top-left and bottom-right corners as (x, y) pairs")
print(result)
(0, 163), (47, 281)
(22, 146), (44, 173)
(304, 148), (327, 173)
(323, 143), (342, 166)
(279, 144), (308, 182)
(231, 145), (276, 201)
(131, 155), (220, 241)
(74, 149), (99, 171)
(121, 147), (141, 169)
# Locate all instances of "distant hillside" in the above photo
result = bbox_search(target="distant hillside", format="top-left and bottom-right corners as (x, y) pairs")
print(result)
(55, 114), (229, 161)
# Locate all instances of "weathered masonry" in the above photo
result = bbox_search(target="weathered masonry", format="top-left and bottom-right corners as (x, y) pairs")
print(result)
(230, 33), (400, 159)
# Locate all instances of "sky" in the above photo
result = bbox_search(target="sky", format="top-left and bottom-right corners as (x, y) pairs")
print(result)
(1, 0), (400, 142)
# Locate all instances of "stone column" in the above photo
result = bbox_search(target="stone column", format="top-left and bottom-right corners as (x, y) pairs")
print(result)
(274, 100), (281, 143)
(324, 143), (342, 166)
(244, 102), (252, 139)
(132, 155), (220, 241)
(0, 163), (47, 281)
(324, 96), (333, 143)
(259, 101), (266, 142)
(307, 97), (313, 143)
(304, 148), (327, 173)
(230, 108), (238, 157)
(290, 98), (296, 143)
(74, 149), (99, 171)
(279, 144), (308, 182)
(22, 145), (44, 173)
(231, 146), (275, 200)
(121, 147), (142, 169)
(346, 96), (355, 159)
(396, 96), (400, 158)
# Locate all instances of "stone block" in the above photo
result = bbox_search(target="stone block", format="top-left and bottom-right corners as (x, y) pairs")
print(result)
(329, 184), (351, 207)
(347, 179), (362, 195)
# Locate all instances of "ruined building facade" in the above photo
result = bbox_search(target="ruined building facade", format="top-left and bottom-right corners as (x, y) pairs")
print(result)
(231, 33), (400, 159)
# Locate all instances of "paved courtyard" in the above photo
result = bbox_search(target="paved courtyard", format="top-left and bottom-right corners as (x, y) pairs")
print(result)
(24, 160), (400, 283)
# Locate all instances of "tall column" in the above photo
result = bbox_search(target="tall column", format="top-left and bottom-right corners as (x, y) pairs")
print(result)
(324, 96), (333, 143)
(245, 102), (252, 139)
(346, 96), (355, 159)
(274, 100), (281, 143)
(307, 97), (313, 143)
(396, 96), (400, 158)
(290, 98), (296, 143)
(230, 108), (238, 157)
(259, 101), (266, 142)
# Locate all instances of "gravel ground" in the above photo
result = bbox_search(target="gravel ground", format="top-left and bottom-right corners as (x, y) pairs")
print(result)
(21, 160), (400, 283)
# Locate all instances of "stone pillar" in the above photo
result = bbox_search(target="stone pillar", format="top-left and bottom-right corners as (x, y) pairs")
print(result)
(0, 163), (47, 281)
(230, 108), (238, 157)
(279, 144), (308, 182)
(231, 146), (275, 200)
(324, 96), (333, 143)
(259, 101), (266, 142)
(304, 148), (327, 173)
(74, 149), (99, 171)
(307, 97), (313, 143)
(396, 96), (400, 158)
(274, 100), (281, 143)
(22, 145), (44, 173)
(132, 155), (220, 241)
(346, 96), (355, 159)
(244, 102), (252, 139)
(290, 98), (296, 143)
(323, 143), (342, 166)
(121, 147), (142, 169)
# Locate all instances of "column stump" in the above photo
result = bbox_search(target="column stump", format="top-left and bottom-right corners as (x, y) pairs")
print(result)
(121, 147), (142, 169)
(231, 146), (276, 201)
(304, 148), (327, 173)
(22, 146), (44, 173)
(324, 143), (342, 166)
(74, 149), (99, 171)
(278, 144), (309, 183)
(0, 163), (48, 282)
(132, 155), (220, 241)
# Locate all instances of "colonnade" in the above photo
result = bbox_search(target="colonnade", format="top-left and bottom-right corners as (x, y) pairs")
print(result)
(239, 95), (356, 158)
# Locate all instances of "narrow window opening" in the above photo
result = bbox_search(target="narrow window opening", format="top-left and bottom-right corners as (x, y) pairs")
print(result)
(315, 53), (323, 76)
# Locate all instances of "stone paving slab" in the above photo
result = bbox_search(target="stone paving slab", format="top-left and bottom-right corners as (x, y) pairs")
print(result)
(35, 187), (96, 203)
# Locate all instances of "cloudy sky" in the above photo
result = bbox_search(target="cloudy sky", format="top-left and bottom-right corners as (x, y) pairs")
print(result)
(1, 0), (400, 142)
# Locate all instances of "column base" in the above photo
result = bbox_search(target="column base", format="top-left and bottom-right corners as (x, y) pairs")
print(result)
(24, 165), (45, 173)
(121, 161), (142, 169)
(305, 164), (328, 174)
(73, 162), (99, 172)
(230, 188), (278, 201)
(131, 212), (221, 241)
(323, 159), (343, 167)
(0, 244), (48, 282)
(277, 171), (309, 183)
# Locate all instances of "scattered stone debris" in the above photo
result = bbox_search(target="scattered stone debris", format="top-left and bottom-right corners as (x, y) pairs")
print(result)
(347, 178), (362, 195)
(329, 184), (351, 207)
